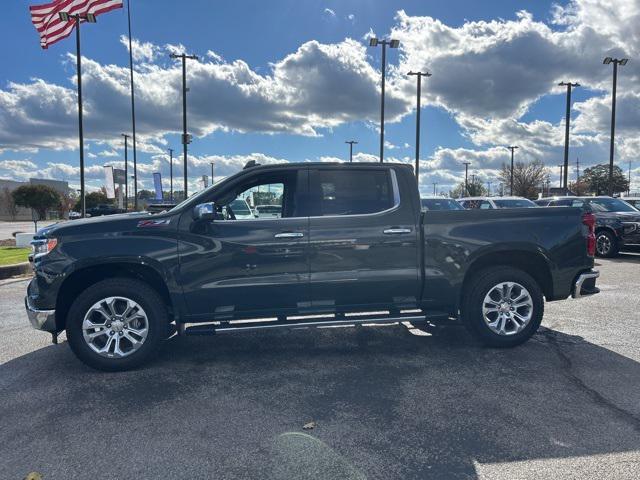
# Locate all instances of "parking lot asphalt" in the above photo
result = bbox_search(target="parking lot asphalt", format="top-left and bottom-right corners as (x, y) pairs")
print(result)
(1, 251), (639, 479)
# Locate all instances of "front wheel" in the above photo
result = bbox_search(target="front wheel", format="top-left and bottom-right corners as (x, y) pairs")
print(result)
(462, 266), (544, 347)
(66, 278), (169, 371)
(595, 230), (619, 258)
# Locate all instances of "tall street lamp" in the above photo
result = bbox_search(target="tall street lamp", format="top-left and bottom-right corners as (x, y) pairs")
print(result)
(369, 37), (399, 163)
(168, 148), (174, 202)
(559, 81), (579, 191)
(507, 146), (518, 195)
(557, 164), (564, 188)
(603, 57), (628, 196)
(170, 52), (199, 198)
(121, 134), (130, 210)
(345, 141), (358, 162)
(58, 11), (97, 218)
(463, 161), (471, 196)
(407, 70), (431, 181)
(210, 162), (215, 185)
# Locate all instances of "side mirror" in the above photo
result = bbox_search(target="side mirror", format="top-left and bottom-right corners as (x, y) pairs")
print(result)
(194, 202), (216, 221)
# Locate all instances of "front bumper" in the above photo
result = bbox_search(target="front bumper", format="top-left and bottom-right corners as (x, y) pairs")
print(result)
(25, 296), (57, 332)
(572, 270), (600, 299)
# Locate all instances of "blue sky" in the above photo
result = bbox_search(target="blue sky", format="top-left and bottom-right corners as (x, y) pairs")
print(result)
(1, 0), (639, 195)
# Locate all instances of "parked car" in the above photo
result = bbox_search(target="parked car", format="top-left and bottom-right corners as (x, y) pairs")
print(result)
(420, 197), (465, 211)
(68, 211), (82, 220)
(255, 204), (282, 218)
(26, 162), (598, 371)
(86, 204), (126, 217)
(538, 196), (640, 257)
(621, 197), (640, 210)
(228, 198), (256, 219)
(458, 196), (538, 209)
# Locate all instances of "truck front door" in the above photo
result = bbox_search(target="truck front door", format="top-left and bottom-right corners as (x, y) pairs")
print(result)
(177, 168), (309, 320)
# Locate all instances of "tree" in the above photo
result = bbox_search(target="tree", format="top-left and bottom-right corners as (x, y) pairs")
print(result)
(581, 164), (629, 196)
(451, 179), (487, 198)
(76, 191), (111, 211)
(1, 187), (19, 220)
(12, 184), (61, 221)
(499, 159), (549, 199)
(58, 190), (77, 218)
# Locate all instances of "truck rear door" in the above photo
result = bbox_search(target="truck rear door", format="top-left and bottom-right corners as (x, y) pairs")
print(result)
(306, 166), (420, 313)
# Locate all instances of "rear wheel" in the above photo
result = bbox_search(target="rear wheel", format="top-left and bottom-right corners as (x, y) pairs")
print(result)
(66, 278), (169, 371)
(462, 266), (544, 347)
(595, 230), (619, 258)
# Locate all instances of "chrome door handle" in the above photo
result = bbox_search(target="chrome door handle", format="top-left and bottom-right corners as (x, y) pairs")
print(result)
(383, 228), (412, 235)
(274, 232), (304, 238)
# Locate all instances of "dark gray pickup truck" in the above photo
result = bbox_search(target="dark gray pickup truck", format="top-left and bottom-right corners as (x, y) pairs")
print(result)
(26, 162), (599, 371)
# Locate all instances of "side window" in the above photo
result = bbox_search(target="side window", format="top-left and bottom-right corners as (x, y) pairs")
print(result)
(480, 201), (492, 209)
(571, 200), (584, 208)
(218, 171), (299, 220)
(311, 169), (395, 216)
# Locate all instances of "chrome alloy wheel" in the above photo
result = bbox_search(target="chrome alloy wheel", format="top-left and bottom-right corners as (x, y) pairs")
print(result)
(482, 282), (533, 336)
(82, 296), (149, 358)
(596, 234), (611, 256)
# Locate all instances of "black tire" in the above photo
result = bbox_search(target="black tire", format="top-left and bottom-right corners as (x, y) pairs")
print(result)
(595, 230), (619, 258)
(462, 266), (544, 348)
(66, 278), (169, 371)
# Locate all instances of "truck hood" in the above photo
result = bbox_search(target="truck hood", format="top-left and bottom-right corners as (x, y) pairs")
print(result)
(36, 211), (164, 239)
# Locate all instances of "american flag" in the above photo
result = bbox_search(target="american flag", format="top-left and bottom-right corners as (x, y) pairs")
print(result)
(30, 0), (124, 49)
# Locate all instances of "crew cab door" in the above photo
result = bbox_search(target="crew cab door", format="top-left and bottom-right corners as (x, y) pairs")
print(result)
(177, 168), (309, 320)
(306, 166), (420, 312)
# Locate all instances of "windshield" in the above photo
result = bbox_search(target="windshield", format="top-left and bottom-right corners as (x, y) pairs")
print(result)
(493, 199), (537, 208)
(587, 198), (638, 212)
(421, 198), (464, 210)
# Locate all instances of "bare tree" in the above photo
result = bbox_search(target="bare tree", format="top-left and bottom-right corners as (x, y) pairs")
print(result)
(499, 160), (549, 199)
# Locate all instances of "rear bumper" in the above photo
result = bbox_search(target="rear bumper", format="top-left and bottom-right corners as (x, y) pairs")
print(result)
(25, 296), (57, 332)
(572, 270), (600, 299)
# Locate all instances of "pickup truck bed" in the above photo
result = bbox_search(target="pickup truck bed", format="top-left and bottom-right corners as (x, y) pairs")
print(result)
(25, 162), (599, 371)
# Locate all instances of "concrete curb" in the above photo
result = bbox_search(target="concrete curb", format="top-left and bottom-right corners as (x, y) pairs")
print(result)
(0, 262), (31, 280)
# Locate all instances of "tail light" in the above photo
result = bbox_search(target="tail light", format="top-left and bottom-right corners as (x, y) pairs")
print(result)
(582, 212), (596, 257)
(32, 238), (58, 259)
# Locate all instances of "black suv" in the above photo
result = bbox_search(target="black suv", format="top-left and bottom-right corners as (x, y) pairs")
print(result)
(543, 196), (640, 257)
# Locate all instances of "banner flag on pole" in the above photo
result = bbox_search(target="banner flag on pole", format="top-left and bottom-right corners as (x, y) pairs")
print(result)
(30, 0), (123, 49)
(153, 173), (163, 201)
(104, 165), (115, 199)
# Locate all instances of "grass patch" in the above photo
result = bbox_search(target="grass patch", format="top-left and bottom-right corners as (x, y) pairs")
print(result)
(0, 247), (30, 266)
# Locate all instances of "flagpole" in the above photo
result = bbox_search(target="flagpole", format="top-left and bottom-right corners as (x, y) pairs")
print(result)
(127, 0), (138, 210)
(75, 16), (86, 218)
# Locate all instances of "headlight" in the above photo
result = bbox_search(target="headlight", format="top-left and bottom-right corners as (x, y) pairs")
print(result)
(622, 223), (639, 235)
(32, 238), (58, 258)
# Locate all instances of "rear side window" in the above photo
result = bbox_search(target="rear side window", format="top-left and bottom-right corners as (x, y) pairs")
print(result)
(310, 169), (395, 216)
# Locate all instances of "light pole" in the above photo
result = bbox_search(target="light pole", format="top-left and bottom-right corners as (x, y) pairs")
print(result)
(603, 57), (628, 196)
(345, 141), (358, 162)
(170, 52), (199, 198)
(126, 0), (139, 211)
(210, 162), (215, 185)
(559, 81), (579, 191)
(168, 148), (174, 202)
(507, 146), (518, 195)
(121, 134), (130, 210)
(463, 161), (471, 196)
(629, 160), (633, 196)
(432, 182), (437, 195)
(369, 37), (400, 163)
(58, 11), (97, 218)
(407, 70), (431, 181)
(487, 180), (492, 196)
(557, 164), (564, 188)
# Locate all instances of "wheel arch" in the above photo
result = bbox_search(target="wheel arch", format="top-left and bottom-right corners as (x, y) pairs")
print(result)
(55, 261), (174, 331)
(460, 249), (554, 309)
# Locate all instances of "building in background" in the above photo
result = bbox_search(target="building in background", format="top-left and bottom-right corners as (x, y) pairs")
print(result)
(0, 178), (70, 221)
